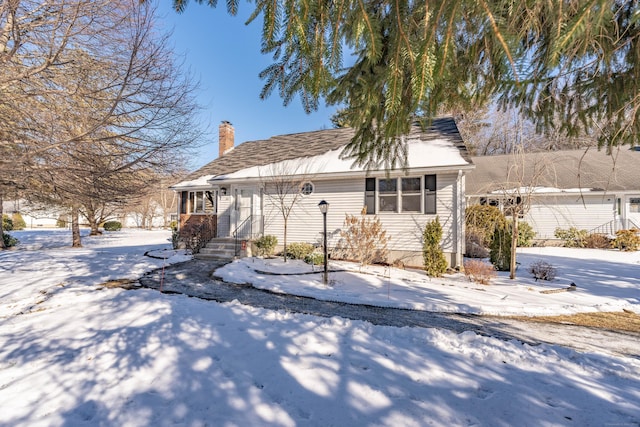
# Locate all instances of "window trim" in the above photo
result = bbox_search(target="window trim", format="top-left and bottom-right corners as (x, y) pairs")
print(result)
(187, 190), (216, 214)
(300, 182), (314, 196)
(364, 175), (437, 214)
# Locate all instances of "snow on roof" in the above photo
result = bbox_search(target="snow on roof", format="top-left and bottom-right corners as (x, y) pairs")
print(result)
(171, 175), (216, 189)
(490, 186), (597, 195)
(210, 137), (469, 182)
(171, 117), (471, 189)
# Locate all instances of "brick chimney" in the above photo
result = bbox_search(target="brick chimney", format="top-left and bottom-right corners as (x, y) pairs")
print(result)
(219, 121), (234, 157)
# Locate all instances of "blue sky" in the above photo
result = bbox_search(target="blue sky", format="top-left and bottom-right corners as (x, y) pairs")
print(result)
(157, 2), (338, 170)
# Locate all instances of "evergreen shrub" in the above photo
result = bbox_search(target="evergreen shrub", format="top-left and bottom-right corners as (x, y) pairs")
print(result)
(287, 242), (315, 260)
(490, 223), (511, 271)
(103, 221), (122, 231)
(254, 235), (278, 257)
(11, 213), (26, 230)
(422, 216), (448, 277)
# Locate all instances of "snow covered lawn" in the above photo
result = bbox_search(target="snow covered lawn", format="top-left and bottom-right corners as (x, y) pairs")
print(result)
(1, 229), (639, 426)
(217, 247), (640, 316)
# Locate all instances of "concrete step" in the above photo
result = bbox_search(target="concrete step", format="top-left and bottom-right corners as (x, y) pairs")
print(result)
(196, 238), (238, 260)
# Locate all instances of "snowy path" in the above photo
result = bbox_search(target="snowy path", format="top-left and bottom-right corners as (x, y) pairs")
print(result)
(138, 259), (640, 358)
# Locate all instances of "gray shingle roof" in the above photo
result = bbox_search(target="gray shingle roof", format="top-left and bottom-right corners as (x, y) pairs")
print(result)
(176, 117), (468, 187)
(467, 148), (640, 194)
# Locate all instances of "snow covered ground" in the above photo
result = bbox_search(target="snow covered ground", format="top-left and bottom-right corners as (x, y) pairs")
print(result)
(1, 229), (639, 426)
(216, 248), (640, 316)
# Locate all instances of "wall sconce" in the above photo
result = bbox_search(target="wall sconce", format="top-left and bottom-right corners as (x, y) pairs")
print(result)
(220, 187), (227, 196)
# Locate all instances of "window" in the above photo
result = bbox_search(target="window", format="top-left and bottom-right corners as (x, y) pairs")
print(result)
(402, 177), (421, 212)
(630, 198), (640, 213)
(364, 175), (437, 214)
(187, 190), (215, 214)
(300, 182), (314, 196)
(378, 179), (398, 212)
(365, 178), (376, 214)
(424, 175), (436, 214)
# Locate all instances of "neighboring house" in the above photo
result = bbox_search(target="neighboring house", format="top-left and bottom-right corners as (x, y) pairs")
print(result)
(466, 148), (640, 240)
(171, 118), (474, 267)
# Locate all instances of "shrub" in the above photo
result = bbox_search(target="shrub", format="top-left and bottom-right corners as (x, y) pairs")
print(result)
(171, 228), (180, 249)
(612, 229), (640, 252)
(339, 208), (389, 266)
(584, 233), (611, 249)
(465, 205), (506, 247)
(11, 213), (26, 230)
(286, 242), (315, 260)
(516, 221), (535, 247)
(465, 229), (489, 258)
(423, 216), (448, 277)
(554, 227), (588, 248)
(304, 252), (324, 266)
(528, 260), (557, 281)
(254, 235), (278, 257)
(2, 214), (13, 231)
(56, 216), (68, 228)
(2, 232), (18, 248)
(103, 221), (122, 231)
(490, 223), (511, 271)
(463, 259), (497, 285)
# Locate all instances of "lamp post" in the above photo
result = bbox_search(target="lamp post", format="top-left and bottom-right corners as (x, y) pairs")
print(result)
(318, 200), (329, 285)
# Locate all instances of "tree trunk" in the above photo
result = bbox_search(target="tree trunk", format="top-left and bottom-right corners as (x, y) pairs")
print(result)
(0, 192), (5, 250)
(510, 217), (519, 279)
(282, 219), (288, 262)
(71, 206), (82, 248)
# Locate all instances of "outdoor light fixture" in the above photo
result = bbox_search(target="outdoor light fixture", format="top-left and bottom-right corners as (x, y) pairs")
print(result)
(318, 200), (329, 284)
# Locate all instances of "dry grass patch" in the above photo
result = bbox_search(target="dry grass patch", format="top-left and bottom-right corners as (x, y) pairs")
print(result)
(98, 279), (140, 290)
(508, 310), (640, 333)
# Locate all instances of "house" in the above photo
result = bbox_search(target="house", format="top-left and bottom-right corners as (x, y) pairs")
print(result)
(466, 148), (640, 240)
(171, 118), (474, 267)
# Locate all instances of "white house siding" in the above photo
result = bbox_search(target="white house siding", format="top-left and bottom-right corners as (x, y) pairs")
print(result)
(524, 194), (616, 239)
(262, 172), (461, 266)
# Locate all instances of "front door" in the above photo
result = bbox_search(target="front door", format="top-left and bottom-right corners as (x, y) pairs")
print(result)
(233, 187), (254, 238)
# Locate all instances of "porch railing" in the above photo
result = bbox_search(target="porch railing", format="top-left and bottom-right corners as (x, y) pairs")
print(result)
(232, 215), (263, 256)
(589, 220), (617, 237)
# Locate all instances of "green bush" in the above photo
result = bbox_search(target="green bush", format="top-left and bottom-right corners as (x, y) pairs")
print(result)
(11, 212), (26, 230)
(490, 223), (511, 271)
(2, 214), (13, 231)
(612, 229), (640, 251)
(254, 235), (278, 257)
(56, 216), (68, 228)
(103, 221), (122, 231)
(554, 227), (588, 248)
(287, 242), (315, 260)
(2, 232), (18, 248)
(515, 221), (535, 247)
(304, 252), (325, 265)
(465, 205), (506, 247)
(422, 217), (448, 277)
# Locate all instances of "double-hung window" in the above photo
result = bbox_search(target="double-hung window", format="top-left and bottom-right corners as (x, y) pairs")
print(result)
(365, 175), (437, 214)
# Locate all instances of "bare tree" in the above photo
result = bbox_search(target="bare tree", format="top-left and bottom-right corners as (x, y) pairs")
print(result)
(2, 0), (202, 248)
(489, 147), (552, 279)
(260, 160), (317, 262)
